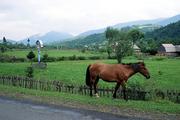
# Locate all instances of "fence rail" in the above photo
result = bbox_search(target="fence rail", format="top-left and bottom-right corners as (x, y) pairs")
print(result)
(0, 75), (179, 103)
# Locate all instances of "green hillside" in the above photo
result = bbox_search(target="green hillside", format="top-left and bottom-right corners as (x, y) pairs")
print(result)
(60, 24), (160, 48)
(61, 33), (106, 48)
(145, 20), (180, 44)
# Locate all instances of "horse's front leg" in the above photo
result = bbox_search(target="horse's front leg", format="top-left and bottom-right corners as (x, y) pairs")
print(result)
(122, 82), (128, 101)
(113, 82), (120, 98)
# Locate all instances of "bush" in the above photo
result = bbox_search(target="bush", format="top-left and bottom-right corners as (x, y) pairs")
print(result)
(0, 54), (26, 62)
(88, 56), (101, 60)
(26, 66), (34, 78)
(77, 56), (86, 60)
(42, 53), (48, 62)
(68, 55), (77, 60)
(127, 80), (144, 90)
(27, 51), (35, 64)
(57, 56), (66, 61)
(47, 57), (57, 62)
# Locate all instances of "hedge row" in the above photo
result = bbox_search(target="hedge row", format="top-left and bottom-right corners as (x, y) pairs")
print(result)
(0, 54), (109, 62)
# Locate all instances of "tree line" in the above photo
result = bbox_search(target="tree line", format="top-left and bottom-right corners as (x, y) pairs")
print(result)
(0, 37), (28, 53)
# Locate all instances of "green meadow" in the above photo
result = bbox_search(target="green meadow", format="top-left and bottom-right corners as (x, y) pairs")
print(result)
(2, 49), (107, 58)
(0, 58), (180, 91)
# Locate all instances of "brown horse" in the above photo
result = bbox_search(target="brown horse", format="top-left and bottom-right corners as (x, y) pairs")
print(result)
(85, 62), (150, 100)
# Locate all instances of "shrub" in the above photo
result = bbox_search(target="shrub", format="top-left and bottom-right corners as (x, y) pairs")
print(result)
(42, 53), (48, 62)
(27, 51), (35, 64)
(88, 56), (101, 60)
(26, 66), (34, 78)
(47, 57), (57, 62)
(68, 55), (77, 60)
(77, 56), (86, 60)
(0, 54), (26, 62)
(57, 56), (65, 61)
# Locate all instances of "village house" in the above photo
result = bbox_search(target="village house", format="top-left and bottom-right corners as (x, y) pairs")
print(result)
(133, 44), (141, 53)
(158, 44), (180, 56)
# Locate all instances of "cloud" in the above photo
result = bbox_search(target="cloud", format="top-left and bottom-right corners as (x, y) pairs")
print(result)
(0, 0), (180, 40)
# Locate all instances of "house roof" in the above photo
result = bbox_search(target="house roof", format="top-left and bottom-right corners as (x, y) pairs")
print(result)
(162, 44), (176, 52)
(133, 44), (140, 50)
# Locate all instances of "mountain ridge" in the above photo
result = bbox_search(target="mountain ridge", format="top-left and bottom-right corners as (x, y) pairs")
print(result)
(77, 14), (180, 37)
(19, 31), (73, 45)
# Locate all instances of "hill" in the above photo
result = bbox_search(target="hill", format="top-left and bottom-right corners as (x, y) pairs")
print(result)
(20, 31), (73, 45)
(61, 20), (180, 48)
(61, 33), (106, 48)
(78, 14), (180, 37)
(157, 14), (180, 26)
(60, 24), (160, 48)
(145, 20), (180, 44)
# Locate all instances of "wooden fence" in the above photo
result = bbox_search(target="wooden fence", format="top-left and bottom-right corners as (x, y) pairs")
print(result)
(0, 75), (179, 103)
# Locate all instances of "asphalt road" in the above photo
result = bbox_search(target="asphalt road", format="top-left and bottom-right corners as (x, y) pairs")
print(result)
(0, 97), (148, 120)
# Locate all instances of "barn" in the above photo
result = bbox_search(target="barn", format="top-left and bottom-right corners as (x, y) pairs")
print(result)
(158, 44), (180, 56)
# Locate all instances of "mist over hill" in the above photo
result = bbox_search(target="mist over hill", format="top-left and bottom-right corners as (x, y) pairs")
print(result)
(19, 31), (73, 45)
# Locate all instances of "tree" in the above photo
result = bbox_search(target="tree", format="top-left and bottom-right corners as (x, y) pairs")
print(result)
(128, 29), (144, 45)
(27, 38), (30, 48)
(105, 27), (119, 58)
(0, 46), (5, 53)
(114, 31), (132, 63)
(3, 37), (7, 45)
(1, 37), (7, 52)
(27, 51), (35, 65)
(105, 27), (133, 63)
(138, 38), (158, 55)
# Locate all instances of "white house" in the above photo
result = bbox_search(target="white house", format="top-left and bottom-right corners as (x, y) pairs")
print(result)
(158, 44), (180, 56)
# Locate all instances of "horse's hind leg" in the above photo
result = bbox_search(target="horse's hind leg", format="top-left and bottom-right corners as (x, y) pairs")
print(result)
(90, 83), (93, 97)
(113, 82), (120, 98)
(94, 76), (99, 97)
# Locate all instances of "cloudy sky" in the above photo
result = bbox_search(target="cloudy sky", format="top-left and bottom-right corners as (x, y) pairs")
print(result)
(0, 0), (180, 40)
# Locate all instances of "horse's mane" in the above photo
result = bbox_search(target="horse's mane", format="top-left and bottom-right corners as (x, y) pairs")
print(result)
(121, 62), (144, 65)
(122, 62), (145, 72)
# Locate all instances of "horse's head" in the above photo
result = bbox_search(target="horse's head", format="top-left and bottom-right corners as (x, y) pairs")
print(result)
(132, 62), (150, 79)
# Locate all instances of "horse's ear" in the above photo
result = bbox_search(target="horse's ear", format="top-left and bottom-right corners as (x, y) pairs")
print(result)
(137, 60), (145, 66)
(141, 62), (145, 66)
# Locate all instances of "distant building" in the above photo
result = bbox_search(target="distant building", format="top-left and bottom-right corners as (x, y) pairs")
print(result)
(133, 44), (141, 53)
(158, 44), (180, 56)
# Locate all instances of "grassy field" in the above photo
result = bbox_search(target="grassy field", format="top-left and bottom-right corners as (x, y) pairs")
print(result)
(2, 49), (107, 58)
(0, 58), (180, 91)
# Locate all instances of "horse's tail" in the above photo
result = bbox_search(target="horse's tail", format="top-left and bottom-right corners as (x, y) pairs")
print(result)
(86, 65), (91, 87)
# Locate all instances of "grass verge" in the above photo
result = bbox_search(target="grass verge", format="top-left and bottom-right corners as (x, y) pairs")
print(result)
(0, 84), (180, 115)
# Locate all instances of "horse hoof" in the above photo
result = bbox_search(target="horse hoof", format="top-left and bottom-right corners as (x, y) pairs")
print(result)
(95, 93), (100, 98)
